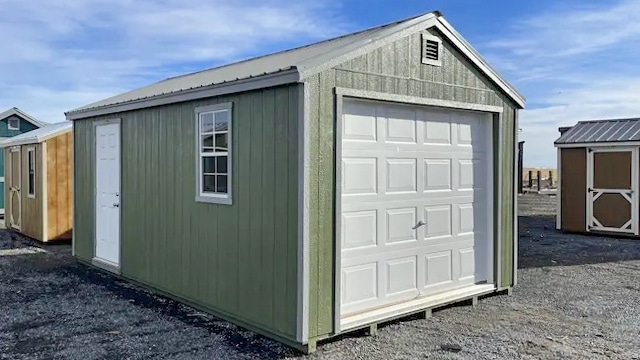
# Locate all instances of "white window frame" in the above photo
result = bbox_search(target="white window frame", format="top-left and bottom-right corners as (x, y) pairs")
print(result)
(421, 33), (443, 67)
(27, 147), (36, 198)
(8, 117), (19, 130)
(195, 102), (232, 205)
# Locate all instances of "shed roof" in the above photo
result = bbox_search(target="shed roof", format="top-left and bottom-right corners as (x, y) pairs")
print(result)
(66, 11), (525, 120)
(0, 107), (48, 128)
(0, 121), (72, 147)
(555, 118), (640, 145)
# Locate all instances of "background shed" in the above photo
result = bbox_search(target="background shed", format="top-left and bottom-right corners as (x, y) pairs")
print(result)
(0, 108), (47, 215)
(555, 118), (640, 237)
(0, 122), (73, 242)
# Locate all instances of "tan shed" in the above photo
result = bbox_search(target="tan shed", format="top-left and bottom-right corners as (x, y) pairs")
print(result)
(0, 122), (73, 242)
(555, 118), (640, 237)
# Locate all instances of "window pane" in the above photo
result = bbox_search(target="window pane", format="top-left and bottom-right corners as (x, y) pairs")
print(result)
(202, 157), (216, 174)
(29, 174), (35, 195)
(200, 113), (214, 133)
(215, 111), (229, 132)
(216, 156), (227, 174)
(215, 133), (228, 151)
(202, 135), (214, 152)
(203, 175), (216, 193)
(216, 175), (228, 194)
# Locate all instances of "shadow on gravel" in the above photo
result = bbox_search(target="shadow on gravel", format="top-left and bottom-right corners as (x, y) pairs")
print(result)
(60, 263), (298, 359)
(518, 215), (640, 269)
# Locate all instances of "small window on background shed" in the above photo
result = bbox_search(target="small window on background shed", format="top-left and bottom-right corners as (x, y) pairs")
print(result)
(27, 148), (36, 197)
(8, 117), (19, 130)
(422, 34), (442, 67)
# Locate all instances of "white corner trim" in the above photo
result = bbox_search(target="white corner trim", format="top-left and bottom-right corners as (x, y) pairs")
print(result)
(42, 142), (48, 242)
(512, 111), (518, 286)
(335, 87), (504, 114)
(296, 83), (310, 344)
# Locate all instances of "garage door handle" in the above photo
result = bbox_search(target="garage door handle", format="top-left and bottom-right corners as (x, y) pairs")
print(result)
(413, 221), (426, 230)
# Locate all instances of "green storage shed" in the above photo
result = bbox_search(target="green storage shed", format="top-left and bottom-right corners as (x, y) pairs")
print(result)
(66, 11), (524, 353)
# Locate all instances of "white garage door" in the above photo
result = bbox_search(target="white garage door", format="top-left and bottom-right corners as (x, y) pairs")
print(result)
(339, 99), (493, 318)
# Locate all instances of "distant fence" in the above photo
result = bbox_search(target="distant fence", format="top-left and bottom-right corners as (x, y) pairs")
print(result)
(522, 170), (556, 192)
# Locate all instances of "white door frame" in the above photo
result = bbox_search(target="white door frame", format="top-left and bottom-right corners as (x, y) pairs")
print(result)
(333, 88), (503, 334)
(586, 146), (639, 235)
(8, 146), (21, 231)
(93, 118), (122, 274)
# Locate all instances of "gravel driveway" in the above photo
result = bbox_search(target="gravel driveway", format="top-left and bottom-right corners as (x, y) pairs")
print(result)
(2, 194), (640, 359)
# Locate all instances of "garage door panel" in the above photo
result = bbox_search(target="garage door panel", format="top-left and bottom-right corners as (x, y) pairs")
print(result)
(386, 159), (417, 193)
(342, 210), (378, 250)
(386, 207), (418, 244)
(342, 157), (378, 195)
(343, 101), (378, 142)
(340, 99), (492, 317)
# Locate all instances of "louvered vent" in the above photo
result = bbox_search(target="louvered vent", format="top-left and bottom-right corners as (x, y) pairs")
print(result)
(421, 34), (442, 66)
(424, 40), (439, 61)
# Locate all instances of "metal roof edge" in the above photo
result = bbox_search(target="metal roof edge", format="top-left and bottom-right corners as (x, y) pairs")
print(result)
(0, 107), (48, 128)
(435, 17), (526, 109)
(0, 122), (72, 148)
(66, 68), (301, 120)
(297, 13), (439, 80)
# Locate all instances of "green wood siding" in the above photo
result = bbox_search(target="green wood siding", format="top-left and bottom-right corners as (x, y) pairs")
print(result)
(306, 29), (519, 339)
(73, 84), (301, 341)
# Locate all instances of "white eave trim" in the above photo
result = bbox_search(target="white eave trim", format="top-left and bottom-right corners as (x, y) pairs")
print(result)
(66, 69), (301, 121)
(555, 141), (640, 148)
(0, 128), (72, 148)
(434, 18), (525, 108)
(0, 108), (48, 128)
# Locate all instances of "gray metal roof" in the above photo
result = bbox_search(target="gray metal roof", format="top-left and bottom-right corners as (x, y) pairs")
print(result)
(0, 121), (72, 147)
(555, 118), (640, 145)
(0, 107), (48, 128)
(66, 11), (525, 119)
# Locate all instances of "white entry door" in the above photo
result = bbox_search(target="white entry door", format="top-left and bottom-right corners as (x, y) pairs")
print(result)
(339, 99), (493, 317)
(95, 122), (121, 267)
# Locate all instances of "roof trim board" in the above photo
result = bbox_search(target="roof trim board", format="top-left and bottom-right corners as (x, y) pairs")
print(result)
(0, 107), (48, 128)
(66, 11), (525, 121)
(0, 121), (72, 147)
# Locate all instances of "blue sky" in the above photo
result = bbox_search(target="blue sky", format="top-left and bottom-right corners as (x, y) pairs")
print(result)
(1, 0), (639, 167)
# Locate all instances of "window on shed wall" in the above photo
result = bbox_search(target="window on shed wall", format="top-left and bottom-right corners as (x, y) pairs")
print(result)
(27, 148), (36, 197)
(196, 103), (232, 205)
(8, 117), (19, 130)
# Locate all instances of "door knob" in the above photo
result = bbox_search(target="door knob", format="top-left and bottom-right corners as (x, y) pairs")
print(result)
(413, 221), (426, 230)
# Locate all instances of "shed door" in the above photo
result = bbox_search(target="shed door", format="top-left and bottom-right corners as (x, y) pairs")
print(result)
(95, 122), (121, 267)
(587, 148), (638, 235)
(8, 147), (21, 230)
(339, 99), (493, 318)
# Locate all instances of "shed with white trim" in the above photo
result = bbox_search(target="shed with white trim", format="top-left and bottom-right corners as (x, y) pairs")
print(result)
(66, 11), (523, 353)
(0, 121), (73, 242)
(555, 118), (640, 237)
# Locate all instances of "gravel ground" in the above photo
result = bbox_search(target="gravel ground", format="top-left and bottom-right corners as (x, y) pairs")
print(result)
(2, 194), (640, 359)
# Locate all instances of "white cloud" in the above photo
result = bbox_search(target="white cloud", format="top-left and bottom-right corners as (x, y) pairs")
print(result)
(485, 0), (640, 167)
(0, 0), (348, 123)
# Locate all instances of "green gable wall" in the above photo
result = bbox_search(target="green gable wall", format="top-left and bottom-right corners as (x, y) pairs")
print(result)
(306, 28), (519, 339)
(73, 84), (301, 342)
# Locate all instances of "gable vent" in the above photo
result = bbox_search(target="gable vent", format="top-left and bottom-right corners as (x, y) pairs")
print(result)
(425, 40), (439, 60)
(422, 34), (442, 66)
